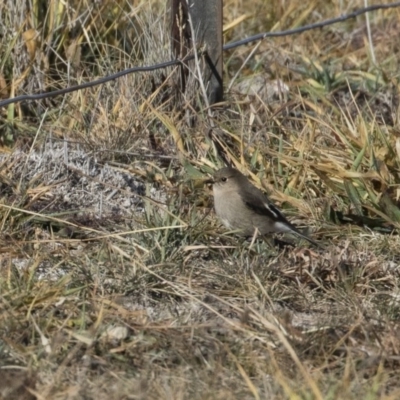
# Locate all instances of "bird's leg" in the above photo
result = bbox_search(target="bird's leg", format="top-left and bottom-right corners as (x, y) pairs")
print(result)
(248, 227), (260, 250)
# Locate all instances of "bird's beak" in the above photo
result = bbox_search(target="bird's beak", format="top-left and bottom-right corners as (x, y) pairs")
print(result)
(204, 177), (214, 185)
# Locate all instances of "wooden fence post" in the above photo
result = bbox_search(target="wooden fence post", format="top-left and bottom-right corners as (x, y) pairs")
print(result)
(170, 0), (223, 105)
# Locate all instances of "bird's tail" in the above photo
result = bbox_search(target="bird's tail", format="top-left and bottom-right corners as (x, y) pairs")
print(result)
(276, 221), (323, 248)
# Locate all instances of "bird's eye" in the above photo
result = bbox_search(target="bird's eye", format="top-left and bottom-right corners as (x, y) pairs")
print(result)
(221, 177), (227, 182)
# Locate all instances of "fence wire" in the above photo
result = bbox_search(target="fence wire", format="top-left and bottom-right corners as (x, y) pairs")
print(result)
(0, 1), (399, 108)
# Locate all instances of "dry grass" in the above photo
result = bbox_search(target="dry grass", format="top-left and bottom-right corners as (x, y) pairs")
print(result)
(1, 0), (400, 399)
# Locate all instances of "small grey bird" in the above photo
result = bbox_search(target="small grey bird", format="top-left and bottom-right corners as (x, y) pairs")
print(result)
(209, 167), (320, 247)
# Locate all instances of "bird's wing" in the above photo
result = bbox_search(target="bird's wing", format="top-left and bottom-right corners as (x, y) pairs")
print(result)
(239, 183), (288, 221)
(239, 183), (322, 247)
